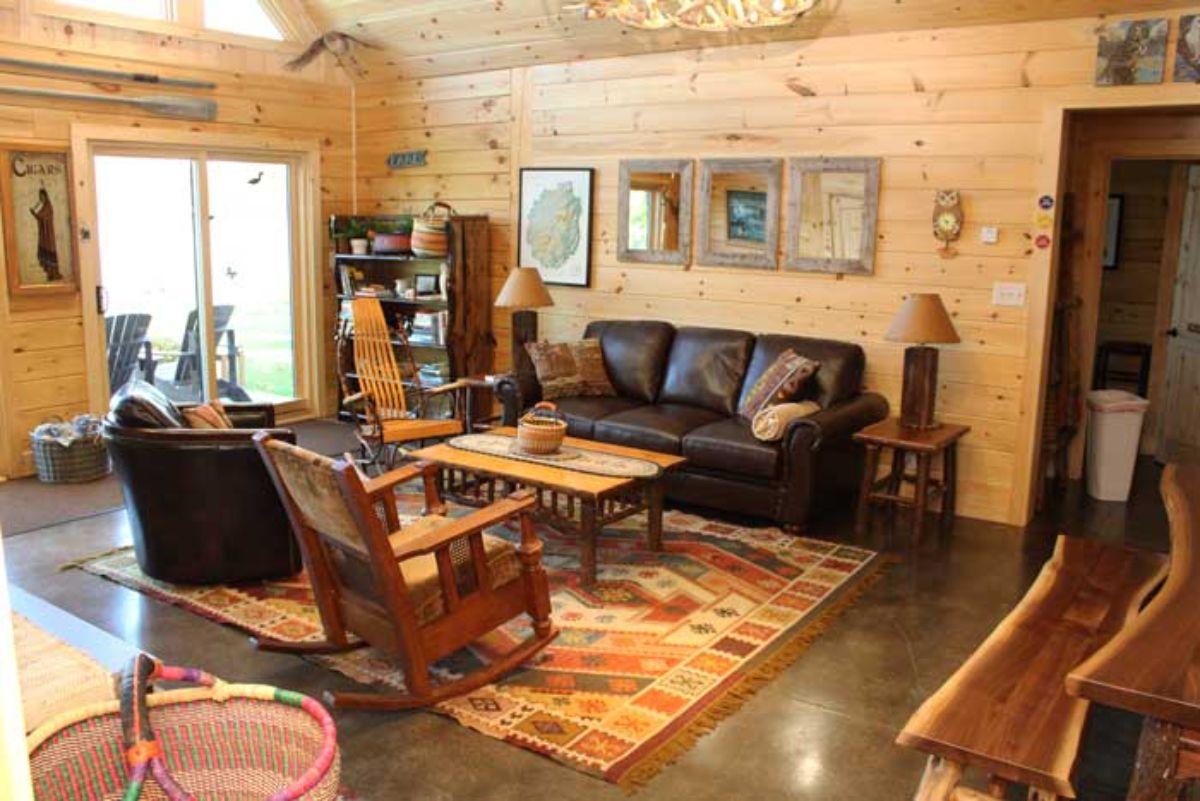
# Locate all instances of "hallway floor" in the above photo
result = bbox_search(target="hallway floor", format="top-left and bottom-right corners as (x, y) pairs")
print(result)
(3, 458), (1171, 800)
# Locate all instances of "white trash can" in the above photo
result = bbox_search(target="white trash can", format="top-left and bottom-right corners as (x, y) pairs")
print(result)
(1086, 389), (1150, 501)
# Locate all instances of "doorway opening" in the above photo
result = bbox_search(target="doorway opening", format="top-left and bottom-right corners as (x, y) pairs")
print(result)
(1038, 107), (1200, 543)
(94, 153), (297, 406)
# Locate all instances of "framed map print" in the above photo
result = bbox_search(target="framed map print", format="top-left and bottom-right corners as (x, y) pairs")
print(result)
(518, 167), (593, 287)
(2, 147), (77, 297)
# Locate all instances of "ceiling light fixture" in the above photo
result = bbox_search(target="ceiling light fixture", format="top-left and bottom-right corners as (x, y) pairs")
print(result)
(566, 0), (818, 32)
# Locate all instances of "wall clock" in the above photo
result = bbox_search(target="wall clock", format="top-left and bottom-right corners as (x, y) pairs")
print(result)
(932, 189), (963, 258)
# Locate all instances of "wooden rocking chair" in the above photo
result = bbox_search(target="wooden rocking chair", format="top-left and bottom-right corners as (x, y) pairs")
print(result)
(347, 297), (470, 470)
(253, 432), (557, 709)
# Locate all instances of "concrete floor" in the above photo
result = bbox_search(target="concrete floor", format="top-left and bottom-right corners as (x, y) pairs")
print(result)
(3, 459), (1170, 801)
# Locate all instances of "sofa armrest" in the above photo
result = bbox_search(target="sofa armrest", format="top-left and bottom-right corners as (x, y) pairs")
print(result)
(785, 392), (889, 452)
(496, 372), (542, 426)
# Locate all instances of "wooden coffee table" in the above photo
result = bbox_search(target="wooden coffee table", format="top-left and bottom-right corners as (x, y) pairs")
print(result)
(412, 428), (686, 586)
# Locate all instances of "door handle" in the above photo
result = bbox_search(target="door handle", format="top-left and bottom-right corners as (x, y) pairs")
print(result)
(95, 285), (108, 315)
(1167, 327), (1180, 338)
(1189, 323), (1200, 335)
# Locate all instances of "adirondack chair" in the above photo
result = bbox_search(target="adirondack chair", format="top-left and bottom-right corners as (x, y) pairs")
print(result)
(104, 313), (153, 392)
(155, 305), (249, 401)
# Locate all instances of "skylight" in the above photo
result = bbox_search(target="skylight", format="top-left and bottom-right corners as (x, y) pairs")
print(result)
(203, 0), (284, 41)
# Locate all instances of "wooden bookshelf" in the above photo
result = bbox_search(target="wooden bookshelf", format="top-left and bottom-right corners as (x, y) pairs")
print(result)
(330, 214), (492, 421)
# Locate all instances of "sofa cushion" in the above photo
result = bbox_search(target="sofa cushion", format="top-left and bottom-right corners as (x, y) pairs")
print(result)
(740, 335), (865, 409)
(583, 320), (676, 403)
(593, 404), (723, 454)
(683, 419), (781, 480)
(659, 327), (755, 416)
(108, 379), (185, 429)
(553, 396), (644, 438)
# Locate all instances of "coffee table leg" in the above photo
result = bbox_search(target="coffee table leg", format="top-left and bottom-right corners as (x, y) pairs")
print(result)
(580, 499), (599, 587)
(646, 481), (665, 552)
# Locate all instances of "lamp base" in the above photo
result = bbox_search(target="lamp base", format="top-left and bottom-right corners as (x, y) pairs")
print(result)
(900, 345), (940, 430)
(511, 309), (539, 381)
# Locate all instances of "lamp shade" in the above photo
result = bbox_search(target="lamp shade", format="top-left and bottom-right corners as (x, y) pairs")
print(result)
(494, 267), (554, 310)
(885, 293), (960, 345)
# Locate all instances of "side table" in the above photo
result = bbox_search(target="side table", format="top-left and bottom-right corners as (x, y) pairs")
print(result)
(853, 418), (970, 542)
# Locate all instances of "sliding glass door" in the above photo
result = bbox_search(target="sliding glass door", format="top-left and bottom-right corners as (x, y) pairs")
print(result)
(93, 150), (301, 407)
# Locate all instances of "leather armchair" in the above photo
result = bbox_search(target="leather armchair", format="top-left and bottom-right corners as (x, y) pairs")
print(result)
(103, 387), (302, 585)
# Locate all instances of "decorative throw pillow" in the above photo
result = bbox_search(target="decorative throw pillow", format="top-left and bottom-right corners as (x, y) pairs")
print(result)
(526, 339), (616, 400)
(526, 342), (586, 400)
(738, 350), (819, 421)
(751, 401), (821, 442)
(567, 339), (617, 397)
(181, 400), (234, 430)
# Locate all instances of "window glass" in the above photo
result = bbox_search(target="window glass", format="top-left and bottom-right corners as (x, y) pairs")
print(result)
(58, 0), (169, 17)
(203, 0), (284, 40)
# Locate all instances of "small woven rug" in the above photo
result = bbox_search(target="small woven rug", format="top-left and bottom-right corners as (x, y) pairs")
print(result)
(448, 433), (662, 478)
(79, 506), (880, 789)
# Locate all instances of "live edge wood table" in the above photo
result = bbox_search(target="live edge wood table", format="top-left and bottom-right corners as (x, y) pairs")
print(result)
(1066, 463), (1200, 800)
(853, 418), (970, 542)
(412, 428), (686, 586)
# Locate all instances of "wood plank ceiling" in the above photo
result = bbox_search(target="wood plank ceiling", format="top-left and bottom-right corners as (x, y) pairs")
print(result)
(300, 0), (1190, 79)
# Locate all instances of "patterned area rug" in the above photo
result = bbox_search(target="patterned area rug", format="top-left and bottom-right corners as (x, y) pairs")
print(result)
(80, 508), (880, 789)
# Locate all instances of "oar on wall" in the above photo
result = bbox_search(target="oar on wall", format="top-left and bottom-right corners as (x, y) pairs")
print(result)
(0, 86), (217, 120)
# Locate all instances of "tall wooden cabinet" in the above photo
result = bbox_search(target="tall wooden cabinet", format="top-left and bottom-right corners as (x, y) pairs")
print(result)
(330, 213), (492, 419)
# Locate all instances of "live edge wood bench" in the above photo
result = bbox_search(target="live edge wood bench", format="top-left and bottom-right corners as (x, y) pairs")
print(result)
(896, 534), (1168, 800)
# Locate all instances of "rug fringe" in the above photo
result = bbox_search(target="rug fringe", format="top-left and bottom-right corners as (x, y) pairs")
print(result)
(57, 545), (132, 573)
(615, 561), (888, 794)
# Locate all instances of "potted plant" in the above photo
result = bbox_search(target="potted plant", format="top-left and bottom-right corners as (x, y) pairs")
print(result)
(344, 219), (370, 255)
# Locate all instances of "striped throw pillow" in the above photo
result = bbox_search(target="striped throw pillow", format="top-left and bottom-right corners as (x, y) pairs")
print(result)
(738, 350), (819, 421)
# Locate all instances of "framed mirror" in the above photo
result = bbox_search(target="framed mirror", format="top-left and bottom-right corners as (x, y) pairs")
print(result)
(785, 157), (881, 275)
(697, 158), (782, 269)
(617, 159), (693, 265)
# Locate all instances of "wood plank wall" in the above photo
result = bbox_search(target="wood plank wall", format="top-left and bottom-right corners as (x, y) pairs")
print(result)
(1099, 161), (1172, 351)
(0, 5), (351, 478)
(356, 8), (1200, 525)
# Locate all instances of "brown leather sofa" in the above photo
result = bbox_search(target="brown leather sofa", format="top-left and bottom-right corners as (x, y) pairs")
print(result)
(103, 381), (301, 584)
(497, 321), (888, 531)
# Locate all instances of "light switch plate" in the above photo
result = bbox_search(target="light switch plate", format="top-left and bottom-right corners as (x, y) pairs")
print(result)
(993, 281), (1026, 307)
(980, 226), (999, 244)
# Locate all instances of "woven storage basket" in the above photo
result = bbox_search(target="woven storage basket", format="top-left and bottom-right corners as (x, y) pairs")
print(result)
(27, 655), (340, 801)
(30, 418), (110, 484)
(411, 201), (453, 259)
(517, 402), (567, 455)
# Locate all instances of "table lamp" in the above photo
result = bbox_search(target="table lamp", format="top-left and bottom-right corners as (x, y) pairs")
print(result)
(494, 266), (554, 380)
(885, 293), (960, 430)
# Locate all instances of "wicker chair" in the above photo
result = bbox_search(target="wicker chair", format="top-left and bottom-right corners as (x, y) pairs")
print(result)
(345, 297), (471, 470)
(253, 432), (557, 709)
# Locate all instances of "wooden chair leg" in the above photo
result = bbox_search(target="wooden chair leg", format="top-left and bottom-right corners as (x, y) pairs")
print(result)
(517, 508), (554, 639)
(915, 756), (963, 801)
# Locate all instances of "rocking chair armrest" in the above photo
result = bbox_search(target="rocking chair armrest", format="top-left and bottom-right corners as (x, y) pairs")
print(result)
(423, 380), (471, 396)
(362, 460), (438, 498)
(390, 491), (537, 563)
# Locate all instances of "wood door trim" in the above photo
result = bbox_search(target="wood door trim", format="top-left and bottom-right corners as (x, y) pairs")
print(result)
(69, 124), (323, 416)
(1147, 163), (1189, 453)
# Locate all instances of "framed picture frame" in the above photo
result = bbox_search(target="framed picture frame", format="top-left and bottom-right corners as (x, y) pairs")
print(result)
(726, 190), (768, 244)
(1, 146), (78, 298)
(415, 273), (439, 295)
(518, 167), (593, 287)
(1103, 194), (1124, 269)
